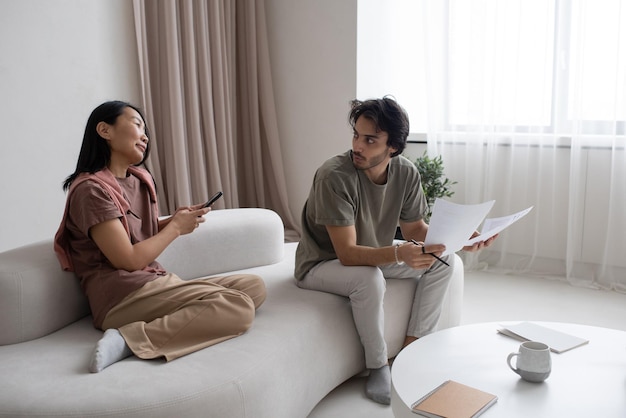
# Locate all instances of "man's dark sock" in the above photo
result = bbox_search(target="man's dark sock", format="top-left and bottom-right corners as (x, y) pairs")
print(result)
(365, 364), (391, 405)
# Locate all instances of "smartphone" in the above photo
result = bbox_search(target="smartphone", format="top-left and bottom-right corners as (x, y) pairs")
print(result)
(202, 191), (223, 208)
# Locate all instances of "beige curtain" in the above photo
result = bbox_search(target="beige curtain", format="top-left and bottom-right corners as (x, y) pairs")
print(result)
(132, 0), (299, 241)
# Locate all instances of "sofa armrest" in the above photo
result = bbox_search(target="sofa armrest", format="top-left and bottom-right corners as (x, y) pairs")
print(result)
(157, 208), (285, 279)
(0, 241), (90, 346)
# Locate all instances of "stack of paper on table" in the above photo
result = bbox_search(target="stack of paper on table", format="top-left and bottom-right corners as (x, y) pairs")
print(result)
(497, 322), (589, 353)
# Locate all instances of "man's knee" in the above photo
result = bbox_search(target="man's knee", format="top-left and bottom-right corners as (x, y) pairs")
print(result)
(430, 254), (455, 281)
(443, 253), (455, 269)
(353, 268), (386, 299)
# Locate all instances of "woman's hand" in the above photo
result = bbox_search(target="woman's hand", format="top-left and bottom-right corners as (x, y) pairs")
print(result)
(168, 207), (210, 236)
(158, 204), (211, 231)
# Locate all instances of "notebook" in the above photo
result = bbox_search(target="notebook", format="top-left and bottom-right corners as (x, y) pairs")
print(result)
(497, 322), (589, 353)
(411, 380), (497, 418)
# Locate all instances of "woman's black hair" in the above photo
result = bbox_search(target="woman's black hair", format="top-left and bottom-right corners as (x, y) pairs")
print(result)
(348, 96), (410, 157)
(62, 101), (151, 191)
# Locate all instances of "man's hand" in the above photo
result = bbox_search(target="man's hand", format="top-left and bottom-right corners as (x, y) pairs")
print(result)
(462, 232), (498, 252)
(397, 241), (446, 269)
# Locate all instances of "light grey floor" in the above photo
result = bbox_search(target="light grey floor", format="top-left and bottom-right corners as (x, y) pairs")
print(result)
(308, 270), (626, 418)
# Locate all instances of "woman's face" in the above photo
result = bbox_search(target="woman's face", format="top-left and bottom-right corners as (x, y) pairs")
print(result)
(100, 107), (149, 168)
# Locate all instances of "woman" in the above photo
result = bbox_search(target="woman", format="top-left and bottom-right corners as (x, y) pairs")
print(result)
(54, 101), (266, 373)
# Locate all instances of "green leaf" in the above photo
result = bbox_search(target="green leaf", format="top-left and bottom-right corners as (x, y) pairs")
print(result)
(412, 151), (457, 222)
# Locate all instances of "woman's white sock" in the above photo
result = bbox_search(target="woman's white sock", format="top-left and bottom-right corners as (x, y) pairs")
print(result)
(89, 329), (133, 373)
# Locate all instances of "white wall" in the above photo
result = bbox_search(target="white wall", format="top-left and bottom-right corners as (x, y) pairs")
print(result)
(0, 0), (140, 251)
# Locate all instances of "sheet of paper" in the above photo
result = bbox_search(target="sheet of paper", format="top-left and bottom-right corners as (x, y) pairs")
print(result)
(424, 199), (495, 256)
(465, 206), (533, 246)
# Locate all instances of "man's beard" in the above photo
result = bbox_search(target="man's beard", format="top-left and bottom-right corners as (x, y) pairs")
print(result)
(351, 148), (390, 170)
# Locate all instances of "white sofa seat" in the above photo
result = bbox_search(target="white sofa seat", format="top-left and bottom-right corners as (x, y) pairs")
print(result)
(0, 208), (463, 417)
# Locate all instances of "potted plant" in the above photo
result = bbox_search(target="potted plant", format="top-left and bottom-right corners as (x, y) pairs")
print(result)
(412, 151), (457, 222)
(396, 151), (456, 239)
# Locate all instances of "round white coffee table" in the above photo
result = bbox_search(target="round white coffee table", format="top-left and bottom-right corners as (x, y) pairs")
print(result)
(391, 322), (626, 417)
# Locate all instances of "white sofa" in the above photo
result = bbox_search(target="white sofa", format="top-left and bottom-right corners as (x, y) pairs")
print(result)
(0, 208), (463, 418)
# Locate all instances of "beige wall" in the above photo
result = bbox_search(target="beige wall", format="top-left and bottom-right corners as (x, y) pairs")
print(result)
(265, 0), (358, 221)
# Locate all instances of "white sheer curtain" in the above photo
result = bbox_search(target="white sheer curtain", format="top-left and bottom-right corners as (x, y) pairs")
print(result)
(358, 0), (626, 291)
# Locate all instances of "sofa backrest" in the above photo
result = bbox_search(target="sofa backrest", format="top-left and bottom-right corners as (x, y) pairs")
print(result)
(0, 208), (285, 346)
(157, 208), (285, 279)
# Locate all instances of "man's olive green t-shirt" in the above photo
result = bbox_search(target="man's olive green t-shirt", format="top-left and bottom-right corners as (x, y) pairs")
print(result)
(294, 150), (428, 280)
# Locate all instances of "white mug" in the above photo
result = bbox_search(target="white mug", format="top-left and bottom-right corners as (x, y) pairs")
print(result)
(507, 341), (551, 383)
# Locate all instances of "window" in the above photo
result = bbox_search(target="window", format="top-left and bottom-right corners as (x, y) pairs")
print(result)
(357, 0), (625, 137)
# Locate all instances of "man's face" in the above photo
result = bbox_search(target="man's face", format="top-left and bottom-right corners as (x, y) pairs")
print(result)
(351, 116), (396, 172)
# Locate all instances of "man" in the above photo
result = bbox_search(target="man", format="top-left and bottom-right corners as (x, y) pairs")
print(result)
(294, 97), (495, 405)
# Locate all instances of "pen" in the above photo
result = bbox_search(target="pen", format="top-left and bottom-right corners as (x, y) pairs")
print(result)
(409, 239), (450, 266)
